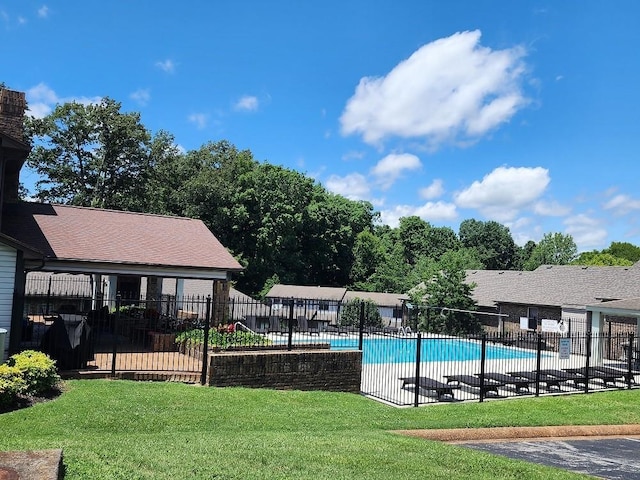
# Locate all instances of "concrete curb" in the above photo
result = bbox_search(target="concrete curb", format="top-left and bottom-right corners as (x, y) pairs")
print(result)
(393, 424), (640, 443)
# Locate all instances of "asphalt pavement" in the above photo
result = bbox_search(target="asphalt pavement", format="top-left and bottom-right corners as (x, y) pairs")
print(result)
(463, 437), (640, 479)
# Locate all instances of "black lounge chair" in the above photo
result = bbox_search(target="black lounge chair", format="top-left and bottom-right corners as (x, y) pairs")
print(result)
(444, 374), (503, 397)
(538, 369), (588, 388)
(399, 376), (459, 401)
(507, 371), (565, 391)
(564, 367), (622, 388)
(592, 366), (639, 384)
(481, 372), (532, 394)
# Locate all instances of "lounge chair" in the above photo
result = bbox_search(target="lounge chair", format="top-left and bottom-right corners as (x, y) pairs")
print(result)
(592, 366), (639, 385)
(481, 372), (532, 394)
(564, 367), (622, 388)
(443, 374), (503, 397)
(399, 376), (459, 401)
(538, 369), (588, 388)
(507, 371), (564, 391)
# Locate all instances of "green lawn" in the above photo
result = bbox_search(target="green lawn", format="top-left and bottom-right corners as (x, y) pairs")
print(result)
(1, 380), (639, 479)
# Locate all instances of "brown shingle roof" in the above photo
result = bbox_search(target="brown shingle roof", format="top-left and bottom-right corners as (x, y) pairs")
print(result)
(344, 290), (409, 306)
(2, 203), (242, 271)
(266, 284), (347, 301)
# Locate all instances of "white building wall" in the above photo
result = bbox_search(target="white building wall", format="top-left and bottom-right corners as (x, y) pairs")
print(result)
(0, 243), (17, 362)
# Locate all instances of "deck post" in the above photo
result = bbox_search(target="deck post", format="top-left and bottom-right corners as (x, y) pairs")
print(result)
(111, 294), (121, 376)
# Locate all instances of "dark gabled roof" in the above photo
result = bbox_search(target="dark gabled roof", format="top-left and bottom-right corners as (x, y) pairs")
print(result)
(0, 231), (44, 260)
(266, 284), (347, 301)
(344, 290), (409, 306)
(2, 202), (242, 273)
(467, 263), (640, 309)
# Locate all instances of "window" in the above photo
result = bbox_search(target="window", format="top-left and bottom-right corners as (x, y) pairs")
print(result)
(392, 307), (403, 319)
(527, 307), (539, 330)
(318, 301), (330, 311)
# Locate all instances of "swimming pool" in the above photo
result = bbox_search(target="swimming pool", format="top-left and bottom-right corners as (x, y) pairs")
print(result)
(328, 336), (539, 364)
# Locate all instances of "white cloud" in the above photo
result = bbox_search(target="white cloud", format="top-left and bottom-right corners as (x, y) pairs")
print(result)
(155, 59), (176, 73)
(419, 179), (444, 200)
(38, 5), (49, 18)
(371, 153), (421, 190)
(325, 173), (370, 201)
(18, 16), (26, 24)
(234, 95), (259, 112)
(341, 150), (365, 161)
(533, 200), (571, 217)
(130, 88), (150, 106)
(340, 30), (528, 148)
(564, 214), (608, 250)
(379, 201), (457, 227)
(188, 113), (208, 130)
(603, 194), (640, 215)
(26, 83), (101, 118)
(454, 166), (549, 221)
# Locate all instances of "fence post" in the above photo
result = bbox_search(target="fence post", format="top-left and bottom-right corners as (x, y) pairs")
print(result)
(534, 333), (542, 397)
(584, 330), (592, 393)
(479, 334), (487, 402)
(111, 294), (121, 376)
(627, 333), (635, 390)
(414, 333), (422, 407)
(200, 295), (212, 386)
(358, 300), (365, 351)
(287, 299), (294, 351)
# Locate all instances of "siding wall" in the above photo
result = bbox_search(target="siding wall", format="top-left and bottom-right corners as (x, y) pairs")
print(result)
(0, 243), (16, 361)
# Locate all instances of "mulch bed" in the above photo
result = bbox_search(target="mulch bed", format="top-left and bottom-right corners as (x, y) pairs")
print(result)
(0, 386), (64, 415)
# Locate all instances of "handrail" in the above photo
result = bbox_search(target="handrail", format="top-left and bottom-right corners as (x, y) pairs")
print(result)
(234, 321), (258, 335)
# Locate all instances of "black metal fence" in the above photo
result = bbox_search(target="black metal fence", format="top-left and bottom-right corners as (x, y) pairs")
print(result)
(17, 291), (640, 404)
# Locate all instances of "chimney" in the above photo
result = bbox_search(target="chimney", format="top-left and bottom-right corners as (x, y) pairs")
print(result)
(0, 88), (29, 206)
(0, 89), (27, 141)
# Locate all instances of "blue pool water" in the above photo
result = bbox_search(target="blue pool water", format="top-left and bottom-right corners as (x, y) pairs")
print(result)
(328, 336), (538, 365)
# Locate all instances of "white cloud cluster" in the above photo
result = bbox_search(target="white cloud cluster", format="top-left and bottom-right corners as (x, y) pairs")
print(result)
(38, 5), (49, 18)
(26, 83), (101, 118)
(188, 113), (208, 130)
(564, 214), (607, 249)
(419, 179), (444, 200)
(379, 201), (457, 227)
(371, 153), (421, 190)
(130, 88), (150, 106)
(454, 166), (549, 221)
(340, 30), (528, 148)
(155, 59), (176, 73)
(325, 173), (370, 201)
(603, 194), (640, 216)
(234, 95), (259, 112)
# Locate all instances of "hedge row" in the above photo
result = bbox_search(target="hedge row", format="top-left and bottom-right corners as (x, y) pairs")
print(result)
(0, 350), (60, 408)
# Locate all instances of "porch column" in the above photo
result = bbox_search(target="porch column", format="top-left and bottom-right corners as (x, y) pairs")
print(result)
(175, 278), (184, 314)
(588, 310), (604, 365)
(91, 274), (103, 309)
(106, 275), (118, 303)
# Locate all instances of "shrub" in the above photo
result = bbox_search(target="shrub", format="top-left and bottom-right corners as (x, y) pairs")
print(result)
(0, 364), (26, 407)
(7, 350), (60, 395)
(175, 328), (271, 350)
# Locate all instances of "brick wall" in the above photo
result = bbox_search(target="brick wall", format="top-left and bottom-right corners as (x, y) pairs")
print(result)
(0, 89), (27, 141)
(208, 349), (362, 393)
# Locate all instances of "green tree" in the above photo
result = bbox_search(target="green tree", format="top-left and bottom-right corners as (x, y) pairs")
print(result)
(603, 242), (640, 263)
(514, 240), (537, 270)
(339, 298), (382, 328)
(350, 230), (384, 290)
(571, 251), (633, 266)
(459, 219), (518, 270)
(524, 232), (577, 270)
(410, 251), (481, 335)
(25, 98), (158, 211)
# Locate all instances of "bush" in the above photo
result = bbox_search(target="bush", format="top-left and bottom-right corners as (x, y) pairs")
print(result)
(175, 328), (271, 350)
(7, 350), (60, 396)
(0, 364), (26, 407)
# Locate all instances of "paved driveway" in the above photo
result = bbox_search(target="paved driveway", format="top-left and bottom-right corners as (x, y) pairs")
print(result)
(463, 437), (640, 479)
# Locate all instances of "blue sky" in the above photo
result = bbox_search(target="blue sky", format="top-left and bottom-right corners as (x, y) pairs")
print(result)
(3, 1), (640, 252)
